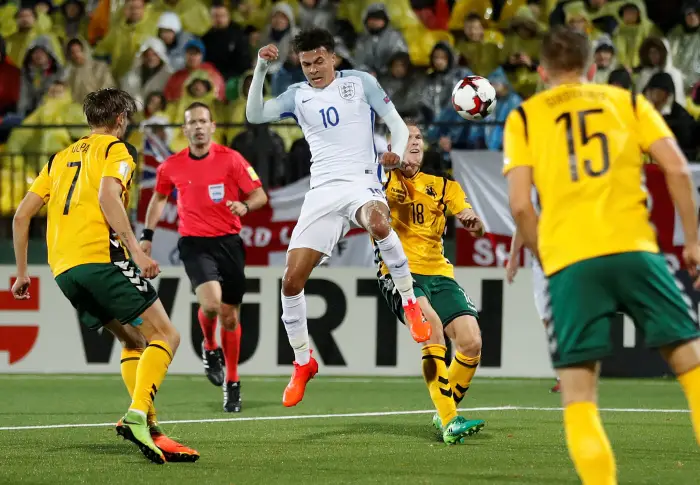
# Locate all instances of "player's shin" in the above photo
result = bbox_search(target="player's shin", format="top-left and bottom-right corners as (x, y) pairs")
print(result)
(564, 402), (617, 485)
(222, 324), (242, 382)
(448, 352), (480, 405)
(375, 230), (415, 303)
(281, 290), (310, 365)
(678, 365), (700, 445)
(120, 348), (157, 424)
(198, 308), (218, 350)
(422, 345), (457, 427)
(129, 341), (174, 415)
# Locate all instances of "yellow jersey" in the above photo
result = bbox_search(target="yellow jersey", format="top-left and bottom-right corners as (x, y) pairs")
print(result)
(29, 134), (138, 277)
(378, 170), (471, 279)
(503, 83), (674, 276)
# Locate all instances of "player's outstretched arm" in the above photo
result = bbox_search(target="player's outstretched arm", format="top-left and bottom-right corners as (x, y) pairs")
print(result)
(506, 228), (523, 284)
(11, 192), (45, 299)
(141, 192), (168, 255)
(246, 45), (291, 124)
(507, 167), (539, 260)
(99, 176), (160, 279)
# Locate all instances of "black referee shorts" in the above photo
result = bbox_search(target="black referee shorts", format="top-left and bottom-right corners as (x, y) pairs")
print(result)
(177, 234), (246, 305)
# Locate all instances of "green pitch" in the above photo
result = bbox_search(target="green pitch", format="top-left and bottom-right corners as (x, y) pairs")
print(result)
(0, 375), (698, 484)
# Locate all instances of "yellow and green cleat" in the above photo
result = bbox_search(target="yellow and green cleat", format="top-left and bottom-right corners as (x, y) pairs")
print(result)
(116, 410), (166, 464)
(433, 413), (485, 445)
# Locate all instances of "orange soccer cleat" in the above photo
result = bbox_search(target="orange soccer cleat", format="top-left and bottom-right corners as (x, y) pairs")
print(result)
(403, 298), (431, 343)
(150, 425), (200, 463)
(282, 351), (319, 407)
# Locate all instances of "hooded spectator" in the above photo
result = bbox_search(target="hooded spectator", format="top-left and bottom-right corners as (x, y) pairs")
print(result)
(0, 1), (17, 39)
(93, 0), (157, 81)
(455, 13), (501, 77)
(333, 36), (355, 71)
(18, 35), (64, 116)
(271, 48), (306, 96)
(164, 37), (225, 102)
(258, 2), (297, 74)
(644, 72), (696, 159)
(354, 3), (408, 76)
(52, 0), (88, 46)
(550, 0), (619, 35)
(0, 35), (21, 117)
(448, 0), (528, 32)
(421, 41), (470, 123)
(667, 1), (700, 93)
(156, 12), (194, 71)
(126, 92), (171, 149)
(32, 0), (55, 35)
(592, 35), (617, 84)
(637, 37), (686, 108)
(565, 3), (603, 41)
(149, 0), (211, 37)
(120, 37), (173, 106)
(501, 6), (541, 98)
(613, 0), (661, 69)
(608, 67), (633, 90)
(201, 2), (251, 80)
(298, 0), (336, 32)
(467, 67), (522, 150)
(63, 37), (115, 104)
(167, 69), (227, 151)
(379, 51), (425, 121)
(7, 79), (85, 162)
(6, 5), (63, 66)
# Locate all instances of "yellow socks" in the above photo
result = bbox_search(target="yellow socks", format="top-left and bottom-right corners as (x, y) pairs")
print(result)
(129, 340), (173, 416)
(120, 348), (157, 424)
(421, 344), (457, 427)
(448, 351), (479, 404)
(564, 402), (617, 485)
(678, 365), (700, 445)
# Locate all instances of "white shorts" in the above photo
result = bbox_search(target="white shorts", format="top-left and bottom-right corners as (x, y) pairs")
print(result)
(532, 259), (551, 322)
(288, 181), (386, 261)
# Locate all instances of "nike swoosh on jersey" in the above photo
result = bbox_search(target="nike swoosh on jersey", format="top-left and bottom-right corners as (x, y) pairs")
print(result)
(302, 98), (312, 103)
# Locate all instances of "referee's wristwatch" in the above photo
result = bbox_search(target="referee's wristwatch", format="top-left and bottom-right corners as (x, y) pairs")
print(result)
(242, 201), (250, 215)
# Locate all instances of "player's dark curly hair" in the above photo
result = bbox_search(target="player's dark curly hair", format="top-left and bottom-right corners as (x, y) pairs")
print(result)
(292, 28), (335, 54)
(83, 88), (137, 129)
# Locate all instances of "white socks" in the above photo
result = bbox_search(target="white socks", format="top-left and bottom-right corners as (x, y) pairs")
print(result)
(281, 290), (310, 365)
(376, 231), (415, 305)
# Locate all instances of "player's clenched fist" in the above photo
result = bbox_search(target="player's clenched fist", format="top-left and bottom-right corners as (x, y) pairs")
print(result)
(380, 151), (401, 168)
(258, 44), (279, 61)
(133, 251), (160, 279)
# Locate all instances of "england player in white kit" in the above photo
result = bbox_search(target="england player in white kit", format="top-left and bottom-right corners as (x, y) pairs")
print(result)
(505, 192), (560, 392)
(246, 28), (431, 407)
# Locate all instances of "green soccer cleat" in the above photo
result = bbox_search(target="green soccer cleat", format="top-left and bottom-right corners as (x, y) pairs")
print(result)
(432, 412), (443, 432)
(442, 416), (485, 445)
(116, 410), (166, 464)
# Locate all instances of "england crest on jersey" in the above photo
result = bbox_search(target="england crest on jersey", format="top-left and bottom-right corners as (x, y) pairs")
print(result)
(339, 82), (356, 100)
(208, 183), (225, 203)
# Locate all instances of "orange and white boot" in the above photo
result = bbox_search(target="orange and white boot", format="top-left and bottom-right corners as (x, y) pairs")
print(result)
(282, 350), (319, 407)
(403, 298), (431, 343)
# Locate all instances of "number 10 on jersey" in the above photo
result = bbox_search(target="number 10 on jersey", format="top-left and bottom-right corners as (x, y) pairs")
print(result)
(319, 107), (339, 128)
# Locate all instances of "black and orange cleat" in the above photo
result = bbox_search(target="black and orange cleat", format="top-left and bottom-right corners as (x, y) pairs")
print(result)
(150, 425), (200, 463)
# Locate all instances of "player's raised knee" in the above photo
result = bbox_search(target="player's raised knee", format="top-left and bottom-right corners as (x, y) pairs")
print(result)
(282, 271), (305, 297)
(452, 316), (482, 357)
(220, 310), (239, 331)
(200, 303), (220, 320)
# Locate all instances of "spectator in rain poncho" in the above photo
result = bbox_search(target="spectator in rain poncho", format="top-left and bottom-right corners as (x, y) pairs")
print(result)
(636, 37), (686, 108)
(156, 12), (194, 72)
(62, 37), (116, 105)
(354, 3), (408, 76)
(17, 35), (64, 116)
(120, 37), (174, 107)
(258, 2), (297, 75)
(667, 1), (700, 93)
(613, 0), (661, 69)
(421, 41), (469, 123)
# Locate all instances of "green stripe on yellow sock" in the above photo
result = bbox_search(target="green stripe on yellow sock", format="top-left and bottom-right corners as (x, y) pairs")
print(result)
(421, 344), (457, 427)
(448, 352), (479, 404)
(564, 402), (617, 485)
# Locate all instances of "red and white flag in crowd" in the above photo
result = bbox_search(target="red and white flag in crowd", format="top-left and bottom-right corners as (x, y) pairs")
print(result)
(451, 150), (700, 269)
(136, 134), (374, 267)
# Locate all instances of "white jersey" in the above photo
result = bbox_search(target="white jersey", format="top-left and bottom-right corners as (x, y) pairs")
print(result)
(275, 70), (393, 188)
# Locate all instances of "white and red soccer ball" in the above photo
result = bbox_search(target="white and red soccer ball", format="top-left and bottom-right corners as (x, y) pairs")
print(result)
(452, 76), (497, 120)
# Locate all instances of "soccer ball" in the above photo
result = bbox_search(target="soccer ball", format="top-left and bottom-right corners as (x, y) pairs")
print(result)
(451, 76), (497, 120)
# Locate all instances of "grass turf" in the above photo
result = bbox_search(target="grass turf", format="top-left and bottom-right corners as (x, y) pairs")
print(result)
(0, 375), (698, 484)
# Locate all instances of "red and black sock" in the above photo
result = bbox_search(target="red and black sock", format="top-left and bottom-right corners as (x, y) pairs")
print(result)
(221, 324), (242, 382)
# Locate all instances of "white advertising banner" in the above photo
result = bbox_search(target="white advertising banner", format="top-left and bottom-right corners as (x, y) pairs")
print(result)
(0, 265), (555, 377)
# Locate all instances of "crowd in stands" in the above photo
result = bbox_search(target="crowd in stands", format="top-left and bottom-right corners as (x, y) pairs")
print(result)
(0, 0), (699, 209)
